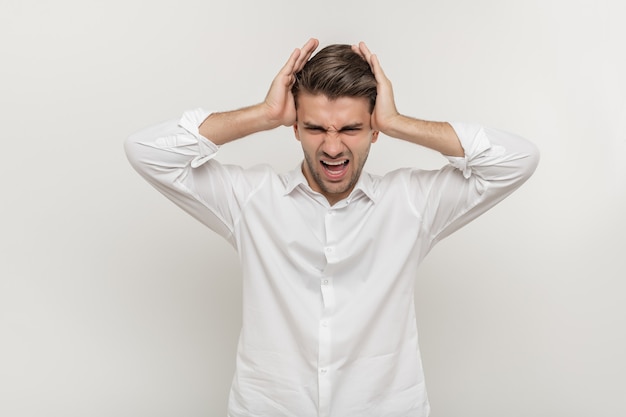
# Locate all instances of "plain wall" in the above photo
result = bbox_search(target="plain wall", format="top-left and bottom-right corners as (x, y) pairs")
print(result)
(1, 0), (624, 416)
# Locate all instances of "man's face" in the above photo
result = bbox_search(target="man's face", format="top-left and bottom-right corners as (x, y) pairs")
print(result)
(293, 92), (378, 205)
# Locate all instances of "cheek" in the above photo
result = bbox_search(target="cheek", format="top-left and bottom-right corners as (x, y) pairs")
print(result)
(298, 140), (314, 161)
(299, 136), (321, 153)
(347, 138), (372, 157)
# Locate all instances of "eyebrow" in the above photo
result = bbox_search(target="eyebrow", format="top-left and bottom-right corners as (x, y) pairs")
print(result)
(302, 122), (364, 131)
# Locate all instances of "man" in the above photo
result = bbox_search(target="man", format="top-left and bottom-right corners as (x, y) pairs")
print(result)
(125, 38), (539, 417)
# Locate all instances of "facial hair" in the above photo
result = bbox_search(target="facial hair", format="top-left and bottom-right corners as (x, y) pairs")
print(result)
(302, 147), (371, 201)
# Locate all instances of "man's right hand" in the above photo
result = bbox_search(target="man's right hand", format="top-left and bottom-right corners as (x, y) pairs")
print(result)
(199, 38), (318, 145)
(263, 38), (319, 127)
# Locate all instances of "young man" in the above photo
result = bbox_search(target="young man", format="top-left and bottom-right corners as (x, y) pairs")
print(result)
(125, 38), (539, 417)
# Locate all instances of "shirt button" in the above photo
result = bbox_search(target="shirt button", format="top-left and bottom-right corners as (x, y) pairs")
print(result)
(325, 247), (334, 254)
(320, 368), (327, 374)
(321, 320), (328, 327)
(322, 279), (329, 285)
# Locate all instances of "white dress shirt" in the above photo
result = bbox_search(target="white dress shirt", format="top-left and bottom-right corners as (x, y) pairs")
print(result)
(125, 108), (539, 417)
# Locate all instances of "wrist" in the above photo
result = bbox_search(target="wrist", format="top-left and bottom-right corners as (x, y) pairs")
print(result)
(259, 102), (292, 130)
(374, 112), (404, 137)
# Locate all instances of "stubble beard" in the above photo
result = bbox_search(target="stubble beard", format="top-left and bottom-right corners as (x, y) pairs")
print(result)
(303, 149), (370, 201)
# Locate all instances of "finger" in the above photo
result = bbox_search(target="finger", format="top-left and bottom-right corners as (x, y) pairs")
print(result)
(280, 48), (302, 77)
(369, 53), (383, 76)
(302, 37), (319, 56)
(293, 38), (319, 73)
(356, 42), (388, 83)
(351, 44), (365, 60)
(355, 42), (383, 79)
(371, 53), (392, 85)
(293, 38), (318, 72)
(357, 41), (373, 63)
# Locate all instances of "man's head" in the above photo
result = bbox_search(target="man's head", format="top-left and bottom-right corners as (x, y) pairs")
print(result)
(291, 44), (379, 206)
(292, 44), (377, 113)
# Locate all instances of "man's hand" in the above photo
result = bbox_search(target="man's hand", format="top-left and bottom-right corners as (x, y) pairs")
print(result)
(351, 42), (400, 134)
(264, 38), (319, 127)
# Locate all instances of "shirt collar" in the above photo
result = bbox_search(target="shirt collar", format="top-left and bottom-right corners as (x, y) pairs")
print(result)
(283, 162), (378, 204)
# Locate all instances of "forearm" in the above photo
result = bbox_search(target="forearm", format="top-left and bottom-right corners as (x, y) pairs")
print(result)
(198, 103), (279, 145)
(383, 114), (465, 157)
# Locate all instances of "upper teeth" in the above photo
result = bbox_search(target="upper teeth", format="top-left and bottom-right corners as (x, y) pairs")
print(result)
(324, 160), (346, 166)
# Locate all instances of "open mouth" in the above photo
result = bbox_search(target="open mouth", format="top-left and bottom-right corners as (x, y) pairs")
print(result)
(321, 159), (349, 180)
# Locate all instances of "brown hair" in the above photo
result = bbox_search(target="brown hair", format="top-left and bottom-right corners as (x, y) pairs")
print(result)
(292, 44), (377, 113)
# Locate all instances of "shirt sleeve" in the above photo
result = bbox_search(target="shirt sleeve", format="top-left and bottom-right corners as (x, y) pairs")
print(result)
(124, 108), (261, 245)
(411, 122), (540, 247)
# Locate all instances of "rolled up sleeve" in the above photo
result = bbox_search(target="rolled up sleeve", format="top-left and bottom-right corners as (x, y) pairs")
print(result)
(415, 122), (540, 246)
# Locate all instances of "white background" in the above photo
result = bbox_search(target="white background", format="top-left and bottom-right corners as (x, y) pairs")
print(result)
(1, 0), (625, 416)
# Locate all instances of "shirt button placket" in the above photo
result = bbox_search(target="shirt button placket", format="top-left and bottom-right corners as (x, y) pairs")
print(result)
(319, 210), (338, 417)
(318, 309), (332, 417)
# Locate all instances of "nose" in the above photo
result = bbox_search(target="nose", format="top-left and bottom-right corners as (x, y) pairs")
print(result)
(322, 130), (344, 158)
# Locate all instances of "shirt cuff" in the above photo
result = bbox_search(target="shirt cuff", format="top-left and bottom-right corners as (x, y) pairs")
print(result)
(179, 108), (220, 168)
(446, 122), (492, 178)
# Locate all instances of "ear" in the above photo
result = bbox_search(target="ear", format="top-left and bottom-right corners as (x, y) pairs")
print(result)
(293, 123), (301, 141)
(371, 130), (379, 144)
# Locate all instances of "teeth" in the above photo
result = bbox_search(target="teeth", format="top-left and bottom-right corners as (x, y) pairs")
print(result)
(323, 160), (347, 166)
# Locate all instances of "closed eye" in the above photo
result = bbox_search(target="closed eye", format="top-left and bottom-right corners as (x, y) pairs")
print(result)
(302, 123), (365, 135)
(339, 127), (362, 135)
